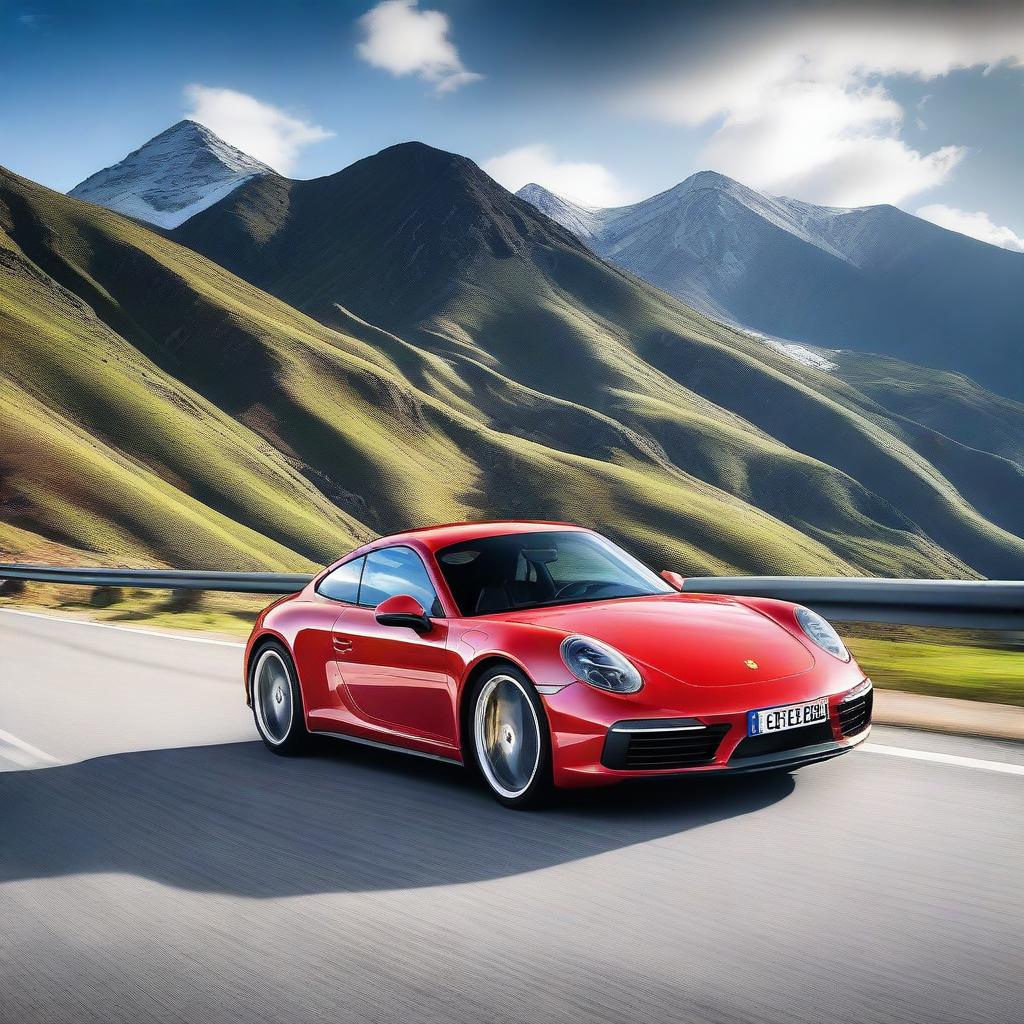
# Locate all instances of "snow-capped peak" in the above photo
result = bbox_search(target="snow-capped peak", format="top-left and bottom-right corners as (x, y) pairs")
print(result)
(516, 183), (604, 240)
(675, 169), (742, 193)
(516, 169), (904, 286)
(69, 120), (272, 229)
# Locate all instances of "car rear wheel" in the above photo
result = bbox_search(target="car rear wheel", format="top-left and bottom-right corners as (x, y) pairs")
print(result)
(470, 666), (552, 809)
(251, 643), (309, 755)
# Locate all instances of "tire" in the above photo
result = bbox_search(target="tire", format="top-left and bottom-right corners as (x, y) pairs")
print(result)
(249, 641), (310, 756)
(468, 664), (553, 809)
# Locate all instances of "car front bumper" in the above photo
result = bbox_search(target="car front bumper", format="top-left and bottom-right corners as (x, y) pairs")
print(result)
(543, 677), (873, 788)
(712, 725), (870, 774)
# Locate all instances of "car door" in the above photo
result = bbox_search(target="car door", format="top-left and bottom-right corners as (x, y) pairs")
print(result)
(333, 545), (457, 745)
(298, 556), (364, 730)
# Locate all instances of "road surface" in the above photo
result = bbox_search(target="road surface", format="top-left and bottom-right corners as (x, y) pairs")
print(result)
(1, 608), (1021, 1024)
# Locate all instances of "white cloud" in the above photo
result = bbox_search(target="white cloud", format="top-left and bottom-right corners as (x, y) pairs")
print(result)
(184, 85), (333, 174)
(356, 0), (482, 95)
(698, 78), (965, 206)
(483, 144), (633, 208)
(917, 204), (1024, 252)
(623, 6), (1024, 206)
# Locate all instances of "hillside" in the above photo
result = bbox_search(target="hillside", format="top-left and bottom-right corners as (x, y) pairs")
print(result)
(0, 173), (369, 570)
(171, 143), (1024, 578)
(518, 174), (1024, 402)
(0, 164), (883, 577)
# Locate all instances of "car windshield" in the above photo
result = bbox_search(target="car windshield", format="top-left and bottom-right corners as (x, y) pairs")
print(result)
(435, 530), (674, 617)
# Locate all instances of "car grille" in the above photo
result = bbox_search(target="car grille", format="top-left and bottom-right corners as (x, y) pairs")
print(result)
(602, 722), (730, 771)
(731, 721), (835, 761)
(838, 688), (873, 737)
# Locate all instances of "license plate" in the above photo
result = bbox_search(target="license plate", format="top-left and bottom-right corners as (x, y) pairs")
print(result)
(747, 698), (828, 736)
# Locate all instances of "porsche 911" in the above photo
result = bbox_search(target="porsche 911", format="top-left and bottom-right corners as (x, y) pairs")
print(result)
(245, 522), (872, 807)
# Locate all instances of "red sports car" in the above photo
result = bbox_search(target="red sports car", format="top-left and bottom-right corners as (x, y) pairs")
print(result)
(245, 522), (872, 807)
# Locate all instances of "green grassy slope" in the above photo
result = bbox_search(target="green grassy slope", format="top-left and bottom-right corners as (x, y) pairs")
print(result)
(0, 197), (371, 569)
(833, 350), (1024, 466)
(173, 143), (1024, 578)
(0, 166), (859, 575)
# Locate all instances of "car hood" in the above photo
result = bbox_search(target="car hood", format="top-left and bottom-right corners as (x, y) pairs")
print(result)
(504, 594), (815, 686)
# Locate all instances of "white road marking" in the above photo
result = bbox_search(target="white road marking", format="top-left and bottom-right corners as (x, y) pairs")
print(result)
(863, 743), (1024, 777)
(0, 727), (59, 768)
(0, 607), (245, 647)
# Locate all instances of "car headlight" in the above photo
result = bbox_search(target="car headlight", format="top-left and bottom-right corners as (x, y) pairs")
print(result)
(795, 607), (850, 662)
(560, 635), (643, 694)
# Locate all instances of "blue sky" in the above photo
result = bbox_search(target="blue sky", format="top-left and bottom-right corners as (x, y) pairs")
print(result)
(3, 0), (1023, 249)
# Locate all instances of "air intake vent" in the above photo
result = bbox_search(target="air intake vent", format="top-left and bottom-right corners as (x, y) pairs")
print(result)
(602, 721), (730, 771)
(839, 689), (873, 737)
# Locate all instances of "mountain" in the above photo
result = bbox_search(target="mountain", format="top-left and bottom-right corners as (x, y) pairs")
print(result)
(169, 142), (1024, 579)
(0, 167), (369, 570)
(68, 120), (271, 229)
(6, 139), (1024, 578)
(0, 161), (859, 576)
(517, 174), (1024, 402)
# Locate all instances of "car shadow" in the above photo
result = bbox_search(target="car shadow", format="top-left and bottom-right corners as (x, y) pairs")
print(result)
(0, 738), (794, 897)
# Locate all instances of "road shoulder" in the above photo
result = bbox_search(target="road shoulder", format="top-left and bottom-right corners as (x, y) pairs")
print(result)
(874, 688), (1024, 742)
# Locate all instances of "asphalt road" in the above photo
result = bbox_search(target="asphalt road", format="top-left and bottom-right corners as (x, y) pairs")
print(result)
(1, 608), (1021, 1024)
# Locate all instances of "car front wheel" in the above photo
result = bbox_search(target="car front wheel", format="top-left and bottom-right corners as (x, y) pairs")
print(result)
(470, 665), (552, 809)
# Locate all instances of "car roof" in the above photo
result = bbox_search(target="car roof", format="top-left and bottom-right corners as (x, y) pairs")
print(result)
(373, 520), (591, 553)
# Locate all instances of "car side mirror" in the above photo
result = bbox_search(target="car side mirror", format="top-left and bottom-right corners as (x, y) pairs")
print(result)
(375, 594), (432, 634)
(660, 570), (686, 591)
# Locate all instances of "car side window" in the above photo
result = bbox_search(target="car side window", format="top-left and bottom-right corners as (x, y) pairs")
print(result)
(316, 556), (364, 604)
(359, 547), (442, 616)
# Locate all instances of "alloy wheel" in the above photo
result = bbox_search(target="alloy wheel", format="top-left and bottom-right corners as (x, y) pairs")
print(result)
(253, 648), (294, 745)
(473, 674), (542, 799)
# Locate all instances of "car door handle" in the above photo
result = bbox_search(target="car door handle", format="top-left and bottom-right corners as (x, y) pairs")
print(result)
(332, 635), (354, 654)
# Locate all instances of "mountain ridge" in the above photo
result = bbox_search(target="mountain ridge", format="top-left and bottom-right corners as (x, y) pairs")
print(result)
(5, 131), (1024, 578)
(0, 162), (864, 576)
(170, 141), (1024, 578)
(518, 174), (1024, 401)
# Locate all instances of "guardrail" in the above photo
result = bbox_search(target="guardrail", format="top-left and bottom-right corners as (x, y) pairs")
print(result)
(683, 577), (1024, 629)
(0, 564), (1021, 628)
(0, 565), (312, 595)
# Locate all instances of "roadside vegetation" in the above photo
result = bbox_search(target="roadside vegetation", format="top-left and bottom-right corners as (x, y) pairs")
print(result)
(841, 622), (1024, 707)
(0, 583), (263, 639)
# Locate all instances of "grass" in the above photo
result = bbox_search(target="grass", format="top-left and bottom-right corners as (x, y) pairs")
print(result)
(0, 176), (371, 570)
(841, 622), (1024, 707)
